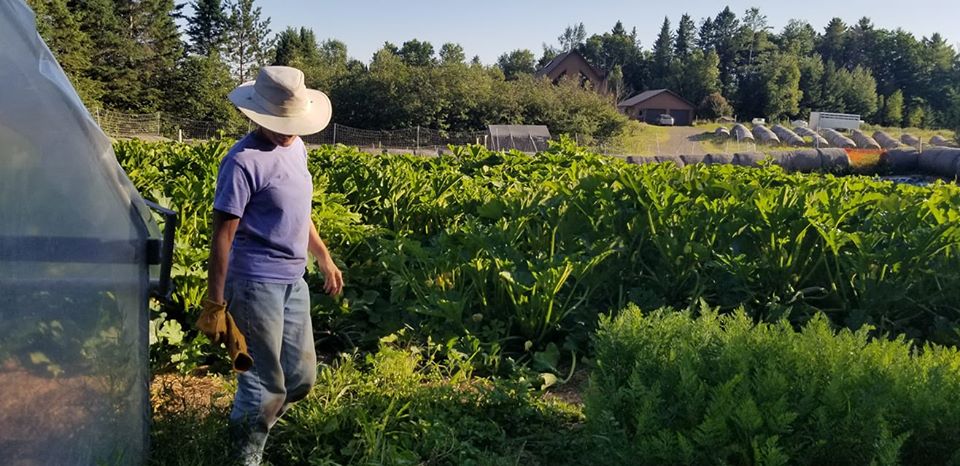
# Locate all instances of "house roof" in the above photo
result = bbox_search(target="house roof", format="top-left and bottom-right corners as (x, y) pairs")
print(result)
(617, 89), (695, 109)
(535, 50), (604, 79)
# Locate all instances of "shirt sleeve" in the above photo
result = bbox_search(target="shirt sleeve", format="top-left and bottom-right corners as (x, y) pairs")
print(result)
(213, 155), (252, 218)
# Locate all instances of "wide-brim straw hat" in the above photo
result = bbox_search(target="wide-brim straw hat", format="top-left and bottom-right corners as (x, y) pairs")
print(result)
(229, 66), (332, 136)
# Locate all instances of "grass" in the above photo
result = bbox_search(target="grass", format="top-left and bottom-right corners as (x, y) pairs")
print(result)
(149, 344), (591, 466)
(600, 120), (670, 155)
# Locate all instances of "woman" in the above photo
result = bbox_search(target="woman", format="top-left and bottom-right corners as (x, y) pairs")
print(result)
(201, 66), (343, 465)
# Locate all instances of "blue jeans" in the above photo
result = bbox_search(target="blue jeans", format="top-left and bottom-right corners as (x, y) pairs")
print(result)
(225, 277), (317, 466)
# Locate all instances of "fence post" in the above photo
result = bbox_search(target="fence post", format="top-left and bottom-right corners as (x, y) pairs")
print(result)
(178, 129), (183, 143)
(416, 126), (421, 153)
(332, 123), (337, 145)
(95, 108), (101, 127)
(156, 112), (162, 136)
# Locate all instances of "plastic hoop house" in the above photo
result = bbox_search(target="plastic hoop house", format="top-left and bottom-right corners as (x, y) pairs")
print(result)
(0, 1), (176, 464)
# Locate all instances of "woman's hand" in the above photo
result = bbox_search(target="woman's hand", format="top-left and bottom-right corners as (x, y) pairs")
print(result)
(317, 256), (344, 296)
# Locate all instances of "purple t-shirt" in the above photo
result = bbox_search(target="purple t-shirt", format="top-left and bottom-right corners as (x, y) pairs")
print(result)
(214, 132), (313, 284)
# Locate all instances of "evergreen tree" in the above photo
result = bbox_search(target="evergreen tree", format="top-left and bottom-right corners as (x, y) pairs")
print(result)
(797, 54), (825, 115)
(710, 7), (741, 97)
(650, 17), (674, 88)
(72, 0), (142, 110)
(186, 0), (228, 56)
(674, 14), (695, 59)
(225, 0), (272, 83)
(818, 18), (847, 67)
(27, 0), (100, 105)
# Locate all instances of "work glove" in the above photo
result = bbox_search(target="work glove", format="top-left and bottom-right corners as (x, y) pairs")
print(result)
(197, 298), (228, 343)
(196, 299), (254, 372)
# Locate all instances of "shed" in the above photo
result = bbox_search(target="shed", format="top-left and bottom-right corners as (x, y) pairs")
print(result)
(535, 50), (607, 93)
(488, 125), (552, 152)
(617, 89), (696, 126)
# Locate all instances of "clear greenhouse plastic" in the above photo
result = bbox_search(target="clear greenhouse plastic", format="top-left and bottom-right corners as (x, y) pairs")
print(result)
(0, 1), (159, 464)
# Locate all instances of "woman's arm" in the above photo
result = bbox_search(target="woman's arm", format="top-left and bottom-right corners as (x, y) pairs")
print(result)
(309, 222), (343, 295)
(207, 209), (240, 303)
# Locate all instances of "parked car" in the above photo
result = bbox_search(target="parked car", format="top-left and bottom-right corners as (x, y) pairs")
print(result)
(658, 114), (675, 126)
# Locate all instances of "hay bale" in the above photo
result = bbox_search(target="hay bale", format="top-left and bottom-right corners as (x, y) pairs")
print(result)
(929, 135), (956, 147)
(918, 148), (960, 177)
(732, 124), (754, 141)
(901, 133), (921, 147)
(809, 134), (831, 147)
(625, 156), (655, 165)
(851, 130), (881, 150)
(714, 127), (731, 139)
(752, 125), (781, 145)
(873, 131), (901, 149)
(782, 149), (823, 172)
(821, 128), (857, 148)
(794, 126), (817, 138)
(703, 153), (733, 165)
(680, 154), (707, 165)
(819, 148), (851, 172)
(733, 152), (764, 167)
(654, 154), (685, 167)
(765, 152), (790, 169)
(772, 125), (805, 146)
(883, 149), (919, 173)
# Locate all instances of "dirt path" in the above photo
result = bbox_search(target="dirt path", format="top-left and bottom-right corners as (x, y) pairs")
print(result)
(660, 126), (709, 155)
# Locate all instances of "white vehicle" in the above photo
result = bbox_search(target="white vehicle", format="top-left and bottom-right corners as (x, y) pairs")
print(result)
(751, 118), (766, 125)
(810, 112), (863, 131)
(658, 114), (675, 126)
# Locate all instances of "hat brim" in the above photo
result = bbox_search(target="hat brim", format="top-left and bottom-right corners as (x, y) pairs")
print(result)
(229, 81), (332, 136)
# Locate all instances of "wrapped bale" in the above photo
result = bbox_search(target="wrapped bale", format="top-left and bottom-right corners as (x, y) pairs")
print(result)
(873, 131), (902, 149)
(680, 154), (707, 165)
(821, 128), (857, 148)
(884, 149), (920, 173)
(625, 156), (656, 165)
(703, 153), (734, 165)
(733, 152), (764, 167)
(714, 127), (731, 139)
(752, 125), (781, 145)
(810, 134), (831, 147)
(654, 154), (685, 167)
(781, 149), (823, 172)
(929, 135), (956, 147)
(732, 124), (754, 141)
(819, 148), (852, 172)
(794, 126), (817, 137)
(901, 133), (921, 148)
(917, 148), (960, 177)
(772, 125), (805, 146)
(851, 130), (881, 150)
(765, 152), (790, 169)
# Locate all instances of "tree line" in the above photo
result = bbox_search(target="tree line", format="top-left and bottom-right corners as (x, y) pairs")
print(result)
(26, 1), (960, 138)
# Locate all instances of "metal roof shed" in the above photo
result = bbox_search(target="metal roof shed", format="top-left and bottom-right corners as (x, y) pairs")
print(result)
(488, 125), (552, 152)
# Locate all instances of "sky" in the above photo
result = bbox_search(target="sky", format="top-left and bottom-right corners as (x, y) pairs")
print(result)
(256, 0), (960, 65)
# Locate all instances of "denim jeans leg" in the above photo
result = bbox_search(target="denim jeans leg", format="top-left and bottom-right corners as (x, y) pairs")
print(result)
(279, 278), (317, 412)
(226, 279), (288, 466)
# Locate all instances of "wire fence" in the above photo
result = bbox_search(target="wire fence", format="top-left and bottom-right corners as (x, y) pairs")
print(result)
(89, 108), (539, 153)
